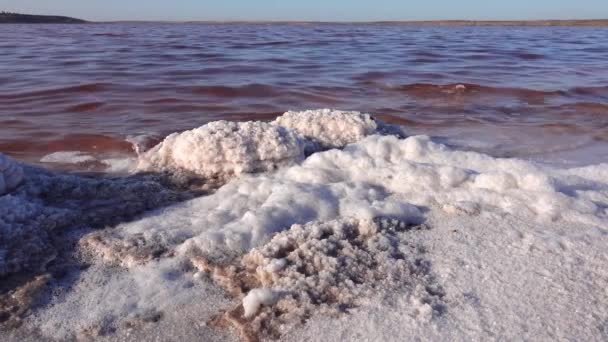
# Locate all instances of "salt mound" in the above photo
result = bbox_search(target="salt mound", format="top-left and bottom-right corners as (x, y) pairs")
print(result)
(272, 109), (377, 149)
(96, 133), (608, 275)
(137, 121), (305, 181)
(137, 110), (380, 182)
(0, 153), (24, 195)
(93, 133), (606, 277)
(191, 217), (442, 340)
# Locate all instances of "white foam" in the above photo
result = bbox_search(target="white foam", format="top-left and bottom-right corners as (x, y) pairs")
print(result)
(100, 157), (137, 173)
(127, 133), (162, 156)
(40, 151), (97, 164)
(0, 153), (24, 195)
(39, 151), (136, 174)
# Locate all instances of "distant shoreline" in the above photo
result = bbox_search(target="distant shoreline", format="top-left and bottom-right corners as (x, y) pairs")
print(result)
(101, 19), (608, 26)
(0, 12), (86, 24)
(2, 13), (607, 26)
(370, 19), (608, 26)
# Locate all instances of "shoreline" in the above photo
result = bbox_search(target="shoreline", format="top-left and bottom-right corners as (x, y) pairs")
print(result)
(3, 16), (608, 26)
(97, 19), (608, 26)
(0, 13), (86, 24)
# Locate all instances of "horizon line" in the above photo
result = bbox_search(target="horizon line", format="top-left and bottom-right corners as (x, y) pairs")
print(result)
(4, 12), (608, 26)
(93, 19), (608, 26)
(93, 18), (608, 22)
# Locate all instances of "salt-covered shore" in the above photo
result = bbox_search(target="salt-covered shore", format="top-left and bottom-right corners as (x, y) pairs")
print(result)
(1, 110), (607, 341)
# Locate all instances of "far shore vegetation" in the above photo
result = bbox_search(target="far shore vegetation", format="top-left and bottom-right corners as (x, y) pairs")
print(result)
(0, 11), (87, 24)
(1, 11), (607, 26)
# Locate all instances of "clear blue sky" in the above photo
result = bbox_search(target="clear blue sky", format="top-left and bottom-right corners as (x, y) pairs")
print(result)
(3, 0), (607, 22)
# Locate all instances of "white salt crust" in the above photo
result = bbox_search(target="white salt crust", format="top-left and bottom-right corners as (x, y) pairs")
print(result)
(3, 110), (608, 342)
(136, 109), (380, 180)
(271, 109), (378, 148)
(242, 288), (280, 318)
(136, 120), (305, 180)
(70, 114), (607, 340)
(110, 133), (608, 264)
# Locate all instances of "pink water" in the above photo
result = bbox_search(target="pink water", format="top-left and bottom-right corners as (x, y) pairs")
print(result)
(1, 23), (607, 167)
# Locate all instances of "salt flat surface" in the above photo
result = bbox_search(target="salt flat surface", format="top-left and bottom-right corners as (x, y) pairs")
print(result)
(285, 211), (608, 341)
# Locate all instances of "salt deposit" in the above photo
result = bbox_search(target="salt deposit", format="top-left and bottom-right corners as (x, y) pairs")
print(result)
(106, 133), (606, 267)
(137, 120), (305, 181)
(0, 168), (189, 278)
(188, 217), (441, 341)
(271, 109), (377, 149)
(136, 110), (383, 182)
(0, 153), (24, 195)
(284, 212), (608, 342)
(2, 110), (608, 342)
(242, 288), (280, 318)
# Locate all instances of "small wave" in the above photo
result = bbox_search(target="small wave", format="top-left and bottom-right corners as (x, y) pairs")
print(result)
(389, 83), (566, 98)
(189, 84), (277, 98)
(567, 85), (608, 98)
(511, 51), (546, 60)
(92, 33), (129, 38)
(0, 83), (109, 100)
(40, 151), (97, 164)
(44, 134), (134, 154)
(39, 150), (136, 173)
(550, 102), (608, 115)
(0, 134), (136, 170)
(66, 102), (105, 112)
(255, 40), (292, 46)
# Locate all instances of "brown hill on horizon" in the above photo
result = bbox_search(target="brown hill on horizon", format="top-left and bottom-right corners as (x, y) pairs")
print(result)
(0, 11), (86, 24)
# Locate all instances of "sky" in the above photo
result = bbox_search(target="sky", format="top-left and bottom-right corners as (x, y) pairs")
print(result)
(2, 0), (607, 22)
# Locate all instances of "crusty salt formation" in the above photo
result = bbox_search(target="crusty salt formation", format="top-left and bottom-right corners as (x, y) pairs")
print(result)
(192, 218), (443, 341)
(272, 109), (378, 149)
(0, 169), (190, 279)
(80, 231), (173, 269)
(0, 169), (193, 332)
(135, 110), (391, 183)
(137, 121), (305, 181)
(0, 153), (24, 196)
(0, 274), (50, 328)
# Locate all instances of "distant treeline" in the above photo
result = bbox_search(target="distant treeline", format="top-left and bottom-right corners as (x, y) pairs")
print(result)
(0, 11), (86, 24)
